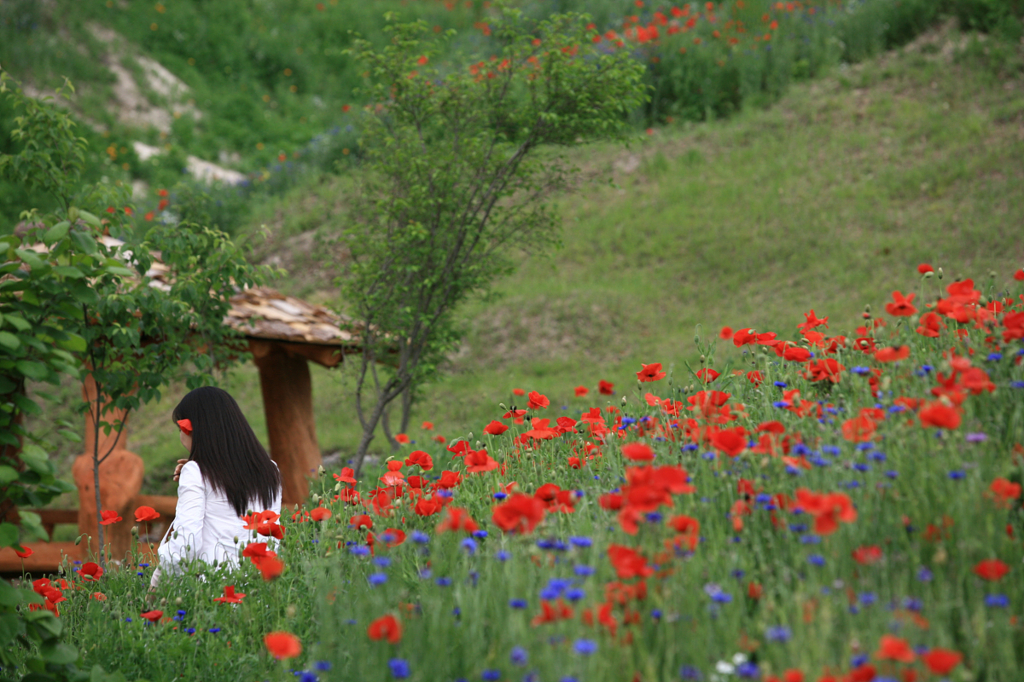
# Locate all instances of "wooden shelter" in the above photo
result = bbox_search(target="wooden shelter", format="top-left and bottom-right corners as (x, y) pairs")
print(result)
(0, 244), (365, 572)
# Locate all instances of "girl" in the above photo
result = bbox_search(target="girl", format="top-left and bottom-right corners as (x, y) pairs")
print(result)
(149, 386), (282, 588)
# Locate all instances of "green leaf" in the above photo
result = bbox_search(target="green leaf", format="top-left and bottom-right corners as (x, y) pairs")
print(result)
(78, 210), (101, 228)
(4, 314), (30, 332)
(56, 333), (87, 352)
(39, 641), (78, 665)
(91, 665), (129, 682)
(24, 608), (61, 636)
(0, 376), (15, 393)
(43, 221), (70, 244)
(0, 331), (20, 350)
(18, 511), (46, 542)
(53, 265), (85, 279)
(0, 611), (23, 646)
(19, 444), (51, 475)
(70, 230), (98, 255)
(0, 523), (18, 548)
(0, 466), (19, 485)
(0, 581), (21, 608)
(14, 360), (49, 381)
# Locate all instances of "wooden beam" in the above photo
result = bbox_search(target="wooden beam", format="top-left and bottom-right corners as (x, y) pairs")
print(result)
(253, 346), (322, 506)
(0, 542), (80, 574)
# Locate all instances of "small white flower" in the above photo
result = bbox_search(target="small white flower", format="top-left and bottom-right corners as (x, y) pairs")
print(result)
(731, 652), (748, 666)
(715, 660), (735, 675)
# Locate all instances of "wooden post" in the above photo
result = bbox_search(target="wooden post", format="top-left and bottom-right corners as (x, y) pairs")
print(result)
(71, 374), (144, 562)
(251, 342), (323, 506)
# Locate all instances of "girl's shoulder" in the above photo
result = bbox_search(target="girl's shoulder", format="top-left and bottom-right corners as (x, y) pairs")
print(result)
(179, 460), (204, 485)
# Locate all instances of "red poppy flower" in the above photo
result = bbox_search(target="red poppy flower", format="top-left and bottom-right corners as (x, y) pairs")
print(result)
(483, 421), (509, 436)
(140, 610), (163, 623)
(79, 562), (104, 580)
(527, 391), (550, 409)
(921, 648), (961, 675)
(144, 211), (154, 221)
(797, 309), (829, 332)
(842, 415), (876, 443)
(1014, 268), (1024, 281)
(795, 489), (857, 535)
(176, 419), (192, 435)
(574, 386), (589, 397)
(884, 291), (917, 317)
(512, 388), (525, 396)
(493, 494), (546, 534)
(875, 634), (915, 663)
(598, 380), (615, 395)
(874, 346), (909, 363)
(636, 362), (666, 382)
(599, 492), (623, 510)
(781, 346), (812, 362)
(990, 478), (1022, 506)
(350, 514), (373, 530)
(852, 545), (883, 565)
(917, 263), (934, 274)
(436, 507), (479, 534)
(719, 326), (733, 339)
(367, 614), (403, 644)
(264, 631), (302, 659)
(258, 556), (285, 581)
(465, 449), (499, 473)
(621, 443), (654, 462)
(746, 370), (763, 387)
(310, 507), (332, 522)
(919, 401), (961, 429)
(607, 545), (654, 579)
(402, 450), (432, 471)
(747, 582), (763, 600)
(973, 558), (1009, 581)
(242, 542), (272, 559)
(134, 506), (160, 523)
(334, 467), (357, 484)
(435, 470), (463, 489)
(99, 510), (122, 525)
(14, 546), (32, 559)
(394, 433), (409, 444)
(91, 592), (106, 601)
(414, 497), (443, 516)
(696, 368), (720, 382)
(421, 421), (434, 430)
(213, 585), (246, 604)
(668, 515), (700, 550)
(711, 427), (747, 457)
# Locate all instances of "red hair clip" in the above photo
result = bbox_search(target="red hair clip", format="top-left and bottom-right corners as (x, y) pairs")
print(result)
(176, 419), (193, 435)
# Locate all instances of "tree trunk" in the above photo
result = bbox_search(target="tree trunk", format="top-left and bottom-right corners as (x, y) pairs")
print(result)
(353, 396), (391, 478)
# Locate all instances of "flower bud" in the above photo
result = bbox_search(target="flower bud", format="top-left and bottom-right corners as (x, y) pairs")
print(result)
(317, 465), (325, 477)
(286, 604), (297, 618)
(175, 597), (183, 604)
(131, 525), (139, 538)
(937, 267), (943, 279)
(467, 432), (474, 441)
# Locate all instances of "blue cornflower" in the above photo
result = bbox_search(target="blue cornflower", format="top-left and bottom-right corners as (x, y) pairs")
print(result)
(314, 661), (332, 671)
(208, 627), (220, 633)
(185, 627), (196, 635)
(680, 666), (703, 680)
(885, 470), (899, 479)
(917, 567), (933, 582)
(493, 491), (508, 500)
(436, 577), (452, 587)
(374, 557), (392, 568)
(730, 569), (745, 580)
(411, 530), (430, 544)
(801, 535), (821, 545)
(351, 546), (371, 556)
(859, 593), (877, 605)
(510, 646), (528, 666)
(482, 670), (501, 681)
(1011, 381), (1024, 388)
(808, 554), (826, 566)
(388, 658), (410, 679)
(902, 597), (923, 612)
(736, 662), (759, 678)
(461, 538), (477, 555)
(853, 463), (870, 472)
(850, 366), (871, 376)
(711, 592), (733, 604)
(473, 529), (488, 539)
(570, 536), (593, 548)
(565, 588), (586, 602)
(651, 609), (663, 620)
(299, 672), (317, 682)
(496, 550), (511, 562)
(822, 445), (841, 455)
(369, 573), (388, 586)
(573, 639), (598, 655)
(985, 594), (1009, 608)
(987, 352), (1002, 362)
(788, 523), (808, 533)
(509, 599), (528, 609)
(645, 512), (664, 523)
(850, 654), (869, 668)
(574, 565), (595, 577)
(773, 381), (787, 388)
(419, 568), (432, 580)
(948, 470), (966, 480)
(772, 401), (791, 409)
(869, 451), (887, 462)
(766, 625), (791, 642)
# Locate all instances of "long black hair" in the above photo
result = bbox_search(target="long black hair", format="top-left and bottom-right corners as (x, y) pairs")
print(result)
(172, 386), (281, 517)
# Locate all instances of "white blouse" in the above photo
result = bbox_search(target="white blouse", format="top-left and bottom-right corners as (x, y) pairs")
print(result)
(154, 460), (282, 581)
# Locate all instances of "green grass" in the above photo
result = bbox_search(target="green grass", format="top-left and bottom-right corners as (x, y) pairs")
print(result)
(26, 22), (1024, 512)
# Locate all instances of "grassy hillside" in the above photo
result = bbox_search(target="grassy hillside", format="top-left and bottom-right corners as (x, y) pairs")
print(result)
(28, 22), (1024, 521)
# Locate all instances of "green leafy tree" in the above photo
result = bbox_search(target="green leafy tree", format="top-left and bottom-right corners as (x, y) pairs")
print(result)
(0, 72), (271, 679)
(338, 8), (646, 472)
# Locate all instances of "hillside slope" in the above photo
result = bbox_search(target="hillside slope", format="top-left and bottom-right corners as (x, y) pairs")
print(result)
(28, 24), (1024, 516)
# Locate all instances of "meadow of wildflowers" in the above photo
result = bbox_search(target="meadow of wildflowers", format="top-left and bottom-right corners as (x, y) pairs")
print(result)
(21, 265), (1024, 681)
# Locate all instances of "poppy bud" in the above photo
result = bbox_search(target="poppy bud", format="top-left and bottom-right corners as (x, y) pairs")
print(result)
(989, 270), (997, 279)
(499, 403), (507, 410)
(234, 536), (239, 544)
(699, 354), (706, 364)
(75, 534), (85, 546)
(475, 441), (482, 449)
(334, 482), (342, 492)
(694, 335), (700, 345)
(937, 267), (943, 279)
(923, 270), (933, 278)
(317, 465), (325, 477)
(131, 525), (139, 538)
(176, 597), (183, 604)
(621, 396), (628, 405)
(160, 598), (167, 605)
(468, 432), (474, 440)
(173, 531), (179, 539)
(286, 604), (297, 618)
